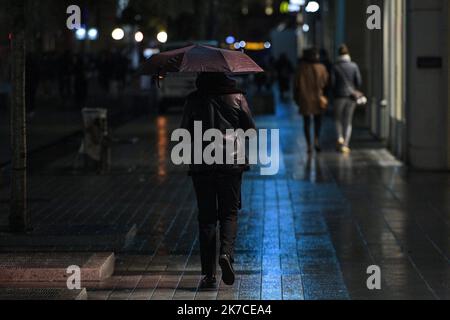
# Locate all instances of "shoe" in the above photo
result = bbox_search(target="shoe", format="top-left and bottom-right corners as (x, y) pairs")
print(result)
(314, 139), (321, 153)
(199, 276), (217, 291)
(219, 254), (235, 286)
(340, 146), (351, 154)
(336, 138), (344, 151)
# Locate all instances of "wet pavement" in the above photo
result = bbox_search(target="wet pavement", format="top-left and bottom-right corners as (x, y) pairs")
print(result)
(0, 97), (449, 300)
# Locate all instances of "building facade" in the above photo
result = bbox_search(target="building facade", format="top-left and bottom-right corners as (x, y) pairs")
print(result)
(323, 0), (450, 170)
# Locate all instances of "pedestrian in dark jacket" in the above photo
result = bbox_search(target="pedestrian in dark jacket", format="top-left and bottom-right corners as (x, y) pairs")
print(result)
(332, 44), (362, 153)
(180, 73), (256, 290)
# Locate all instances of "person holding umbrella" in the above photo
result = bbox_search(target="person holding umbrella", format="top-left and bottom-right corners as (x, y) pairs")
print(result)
(139, 45), (262, 290)
(181, 72), (256, 290)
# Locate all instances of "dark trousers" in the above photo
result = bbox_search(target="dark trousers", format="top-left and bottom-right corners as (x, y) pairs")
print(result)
(192, 172), (242, 277)
(303, 115), (322, 145)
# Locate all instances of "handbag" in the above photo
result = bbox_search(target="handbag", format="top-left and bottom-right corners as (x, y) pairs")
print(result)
(319, 95), (329, 110)
(351, 89), (368, 106)
(335, 64), (367, 106)
(312, 66), (329, 110)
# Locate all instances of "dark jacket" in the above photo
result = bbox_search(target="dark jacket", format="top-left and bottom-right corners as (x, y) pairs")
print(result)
(180, 73), (256, 175)
(332, 55), (362, 98)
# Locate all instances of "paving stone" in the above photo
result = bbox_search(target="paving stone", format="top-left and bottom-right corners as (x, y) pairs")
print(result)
(0, 288), (87, 300)
(173, 274), (200, 300)
(0, 252), (114, 282)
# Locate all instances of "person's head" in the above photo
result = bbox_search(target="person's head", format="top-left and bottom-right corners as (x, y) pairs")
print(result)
(303, 48), (320, 63)
(320, 48), (329, 61)
(338, 44), (350, 56)
(196, 72), (236, 91)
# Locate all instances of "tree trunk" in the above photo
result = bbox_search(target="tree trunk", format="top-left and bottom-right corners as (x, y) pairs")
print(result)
(9, 0), (29, 232)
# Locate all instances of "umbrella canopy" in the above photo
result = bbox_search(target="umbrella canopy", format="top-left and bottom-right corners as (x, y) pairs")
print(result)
(138, 44), (264, 76)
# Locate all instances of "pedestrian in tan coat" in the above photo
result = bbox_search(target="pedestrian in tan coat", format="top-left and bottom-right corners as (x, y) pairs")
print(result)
(294, 48), (329, 154)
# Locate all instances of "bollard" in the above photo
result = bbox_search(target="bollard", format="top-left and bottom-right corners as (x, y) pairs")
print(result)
(80, 108), (110, 174)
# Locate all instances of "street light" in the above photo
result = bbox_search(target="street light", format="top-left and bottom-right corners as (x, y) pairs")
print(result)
(87, 28), (98, 40)
(143, 48), (160, 59)
(112, 28), (125, 40)
(134, 31), (144, 43)
(290, 0), (305, 5)
(305, 1), (320, 13)
(75, 28), (86, 40)
(157, 31), (168, 43)
(226, 36), (235, 45)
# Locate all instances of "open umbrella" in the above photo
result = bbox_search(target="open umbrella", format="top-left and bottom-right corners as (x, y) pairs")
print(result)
(138, 44), (264, 76)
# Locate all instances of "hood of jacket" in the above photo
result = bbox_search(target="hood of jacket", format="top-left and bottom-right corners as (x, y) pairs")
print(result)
(337, 54), (352, 63)
(195, 73), (244, 95)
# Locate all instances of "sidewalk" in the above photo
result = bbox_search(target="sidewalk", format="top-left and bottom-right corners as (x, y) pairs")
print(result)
(0, 97), (448, 300)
